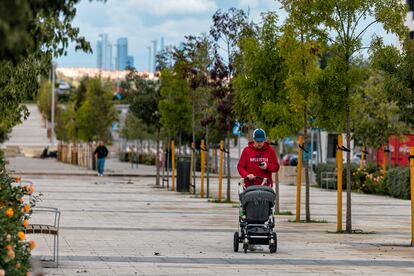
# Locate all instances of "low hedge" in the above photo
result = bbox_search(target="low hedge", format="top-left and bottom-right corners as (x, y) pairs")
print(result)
(385, 167), (411, 199)
(316, 162), (411, 199)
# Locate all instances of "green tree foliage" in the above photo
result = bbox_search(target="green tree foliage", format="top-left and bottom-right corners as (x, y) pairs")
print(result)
(1, 1), (102, 274)
(121, 113), (150, 141)
(37, 80), (54, 123)
(318, 0), (408, 233)
(127, 73), (161, 132)
(234, 12), (299, 140)
(76, 78), (118, 142)
(159, 69), (192, 140)
(370, 39), (414, 129)
(0, 57), (41, 143)
(55, 102), (78, 142)
(352, 70), (407, 148)
(279, 0), (328, 222)
(54, 77), (90, 142)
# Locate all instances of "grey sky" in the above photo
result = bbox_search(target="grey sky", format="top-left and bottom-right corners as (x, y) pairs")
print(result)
(57, 0), (397, 71)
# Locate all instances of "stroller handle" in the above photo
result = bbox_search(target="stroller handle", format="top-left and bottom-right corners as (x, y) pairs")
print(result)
(243, 176), (271, 186)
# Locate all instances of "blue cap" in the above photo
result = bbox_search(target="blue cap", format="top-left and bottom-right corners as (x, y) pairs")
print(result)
(253, 128), (266, 142)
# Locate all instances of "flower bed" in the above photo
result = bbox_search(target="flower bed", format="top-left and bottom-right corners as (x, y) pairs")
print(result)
(0, 173), (36, 275)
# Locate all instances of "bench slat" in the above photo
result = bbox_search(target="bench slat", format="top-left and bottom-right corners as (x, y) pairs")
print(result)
(25, 224), (58, 235)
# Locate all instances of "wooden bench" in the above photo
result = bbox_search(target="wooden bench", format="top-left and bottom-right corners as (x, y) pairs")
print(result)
(25, 206), (61, 267)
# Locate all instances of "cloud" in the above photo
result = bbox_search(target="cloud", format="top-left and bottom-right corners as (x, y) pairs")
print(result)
(118, 0), (217, 16)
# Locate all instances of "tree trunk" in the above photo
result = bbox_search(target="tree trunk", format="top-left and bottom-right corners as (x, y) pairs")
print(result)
(206, 125), (210, 198)
(226, 127), (231, 202)
(273, 143), (280, 214)
(179, 131), (182, 156)
(155, 127), (160, 186)
(192, 90), (196, 194)
(346, 106), (352, 233)
(304, 110), (310, 222)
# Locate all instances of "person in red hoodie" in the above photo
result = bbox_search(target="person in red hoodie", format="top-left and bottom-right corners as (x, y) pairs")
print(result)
(237, 128), (280, 187)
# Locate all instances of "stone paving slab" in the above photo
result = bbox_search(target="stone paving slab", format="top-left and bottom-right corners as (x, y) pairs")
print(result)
(15, 172), (414, 275)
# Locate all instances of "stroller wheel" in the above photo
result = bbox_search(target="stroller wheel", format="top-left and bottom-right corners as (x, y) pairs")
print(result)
(233, 232), (239, 252)
(243, 244), (248, 253)
(269, 233), (277, 253)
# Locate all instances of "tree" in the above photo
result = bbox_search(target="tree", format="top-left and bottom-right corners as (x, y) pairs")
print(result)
(235, 12), (298, 139)
(159, 68), (192, 150)
(370, 39), (414, 130)
(234, 12), (300, 211)
(319, 0), (408, 232)
(127, 72), (162, 186)
(210, 7), (251, 201)
(0, 0), (97, 146)
(76, 78), (118, 142)
(279, 0), (327, 222)
(121, 113), (150, 141)
(0, 1), (100, 274)
(352, 70), (407, 148)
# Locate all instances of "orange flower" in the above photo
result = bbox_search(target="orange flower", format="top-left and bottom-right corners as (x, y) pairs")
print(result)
(19, 198), (24, 204)
(7, 249), (15, 259)
(15, 262), (21, 269)
(29, 240), (36, 250)
(26, 185), (35, 195)
(5, 245), (13, 251)
(18, 231), (25, 241)
(22, 204), (30, 213)
(15, 176), (21, 183)
(23, 219), (29, 228)
(0, 269), (5, 276)
(5, 208), (14, 218)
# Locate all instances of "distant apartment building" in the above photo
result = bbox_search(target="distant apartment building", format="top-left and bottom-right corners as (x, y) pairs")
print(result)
(96, 34), (112, 70)
(115, 37), (128, 70)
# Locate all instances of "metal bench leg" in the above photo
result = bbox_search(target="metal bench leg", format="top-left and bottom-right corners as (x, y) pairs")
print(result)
(56, 234), (59, 266)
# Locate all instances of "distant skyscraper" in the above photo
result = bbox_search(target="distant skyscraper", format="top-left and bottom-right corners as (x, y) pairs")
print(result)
(160, 37), (165, 52)
(127, 55), (134, 68)
(96, 34), (112, 70)
(116, 38), (128, 70)
(151, 40), (157, 72)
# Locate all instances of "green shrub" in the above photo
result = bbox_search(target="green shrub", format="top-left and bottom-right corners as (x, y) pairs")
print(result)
(385, 167), (411, 199)
(352, 167), (386, 195)
(316, 162), (381, 191)
(0, 173), (33, 274)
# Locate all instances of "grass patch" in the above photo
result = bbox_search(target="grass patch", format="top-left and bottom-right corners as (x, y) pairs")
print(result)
(327, 229), (376, 234)
(208, 199), (238, 204)
(275, 210), (293, 216)
(288, 218), (329, 223)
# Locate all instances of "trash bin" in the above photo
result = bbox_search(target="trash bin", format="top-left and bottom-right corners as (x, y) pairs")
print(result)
(176, 156), (191, 192)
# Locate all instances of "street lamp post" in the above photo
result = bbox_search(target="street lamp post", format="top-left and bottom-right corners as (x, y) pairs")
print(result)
(51, 62), (56, 145)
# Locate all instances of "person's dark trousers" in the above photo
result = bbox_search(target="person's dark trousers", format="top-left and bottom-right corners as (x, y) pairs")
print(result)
(98, 158), (106, 175)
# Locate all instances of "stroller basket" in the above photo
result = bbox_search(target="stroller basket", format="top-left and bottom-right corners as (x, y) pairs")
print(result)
(241, 186), (275, 223)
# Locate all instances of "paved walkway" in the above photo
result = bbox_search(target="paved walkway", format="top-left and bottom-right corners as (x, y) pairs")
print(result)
(8, 158), (414, 275)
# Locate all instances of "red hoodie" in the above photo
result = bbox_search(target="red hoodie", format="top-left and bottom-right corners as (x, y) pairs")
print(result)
(237, 141), (280, 187)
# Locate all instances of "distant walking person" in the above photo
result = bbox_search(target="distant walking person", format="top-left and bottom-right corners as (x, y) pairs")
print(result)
(94, 142), (109, 176)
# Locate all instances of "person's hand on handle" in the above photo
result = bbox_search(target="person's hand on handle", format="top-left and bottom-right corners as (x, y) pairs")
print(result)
(246, 174), (255, 180)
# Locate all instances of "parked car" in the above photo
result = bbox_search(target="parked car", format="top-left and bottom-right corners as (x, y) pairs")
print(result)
(281, 153), (298, 166)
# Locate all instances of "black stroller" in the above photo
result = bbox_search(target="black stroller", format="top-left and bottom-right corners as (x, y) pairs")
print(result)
(233, 176), (277, 253)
